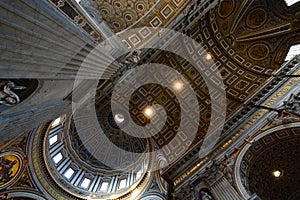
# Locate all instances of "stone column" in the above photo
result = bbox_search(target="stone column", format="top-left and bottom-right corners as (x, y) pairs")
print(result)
(210, 177), (242, 200)
(198, 162), (243, 200)
(0, 0), (120, 79)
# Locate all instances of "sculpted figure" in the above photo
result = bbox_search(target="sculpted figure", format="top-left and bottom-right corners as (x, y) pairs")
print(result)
(200, 191), (213, 200)
(0, 80), (26, 106)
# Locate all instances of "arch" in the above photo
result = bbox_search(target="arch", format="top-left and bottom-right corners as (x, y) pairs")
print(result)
(234, 122), (300, 199)
(139, 193), (165, 200)
(7, 192), (46, 200)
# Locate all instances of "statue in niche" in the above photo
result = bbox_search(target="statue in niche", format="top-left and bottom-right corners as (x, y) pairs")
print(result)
(0, 80), (26, 106)
(189, 183), (200, 200)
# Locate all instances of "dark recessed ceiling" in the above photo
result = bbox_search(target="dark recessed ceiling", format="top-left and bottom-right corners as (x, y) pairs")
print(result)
(244, 127), (300, 200)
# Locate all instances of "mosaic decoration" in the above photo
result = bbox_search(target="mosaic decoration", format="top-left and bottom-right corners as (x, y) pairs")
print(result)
(11, 169), (35, 189)
(0, 132), (37, 198)
(0, 152), (24, 189)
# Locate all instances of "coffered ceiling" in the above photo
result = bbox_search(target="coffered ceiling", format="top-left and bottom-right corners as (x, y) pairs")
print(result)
(91, 0), (300, 167)
(92, 0), (191, 33)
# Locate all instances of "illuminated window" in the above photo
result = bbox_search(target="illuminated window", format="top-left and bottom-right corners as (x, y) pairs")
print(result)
(51, 117), (61, 127)
(100, 182), (109, 192)
(81, 178), (91, 189)
(64, 168), (74, 180)
(284, 0), (300, 6)
(49, 135), (58, 146)
(285, 44), (300, 61)
(53, 153), (63, 164)
(119, 179), (127, 189)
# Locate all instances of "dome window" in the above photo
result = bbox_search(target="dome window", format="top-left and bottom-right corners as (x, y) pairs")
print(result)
(53, 152), (63, 164)
(81, 178), (91, 189)
(64, 168), (75, 180)
(49, 135), (58, 146)
(284, 0), (300, 6)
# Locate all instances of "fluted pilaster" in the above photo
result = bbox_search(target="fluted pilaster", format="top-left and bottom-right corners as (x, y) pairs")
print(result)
(0, 0), (120, 79)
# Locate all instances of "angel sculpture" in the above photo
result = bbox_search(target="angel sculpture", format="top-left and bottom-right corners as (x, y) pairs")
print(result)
(0, 80), (26, 106)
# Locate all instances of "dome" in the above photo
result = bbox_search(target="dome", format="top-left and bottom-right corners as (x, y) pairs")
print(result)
(44, 108), (151, 199)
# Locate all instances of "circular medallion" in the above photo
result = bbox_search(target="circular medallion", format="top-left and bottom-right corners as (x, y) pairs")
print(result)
(218, 0), (235, 18)
(136, 3), (145, 11)
(246, 8), (268, 29)
(0, 152), (23, 189)
(248, 43), (269, 60)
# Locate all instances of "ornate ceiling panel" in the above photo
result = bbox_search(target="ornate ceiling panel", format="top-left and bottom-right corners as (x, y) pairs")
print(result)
(184, 16), (268, 104)
(182, 0), (300, 102)
(92, 0), (190, 33)
(212, 0), (300, 75)
(89, 0), (300, 167)
(126, 0), (300, 164)
(94, 0), (158, 32)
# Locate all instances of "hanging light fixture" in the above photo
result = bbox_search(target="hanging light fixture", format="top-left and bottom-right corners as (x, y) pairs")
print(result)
(143, 105), (155, 119)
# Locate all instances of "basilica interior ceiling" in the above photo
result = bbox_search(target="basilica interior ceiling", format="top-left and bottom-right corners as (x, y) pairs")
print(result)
(0, 0), (300, 199)
(60, 0), (300, 189)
